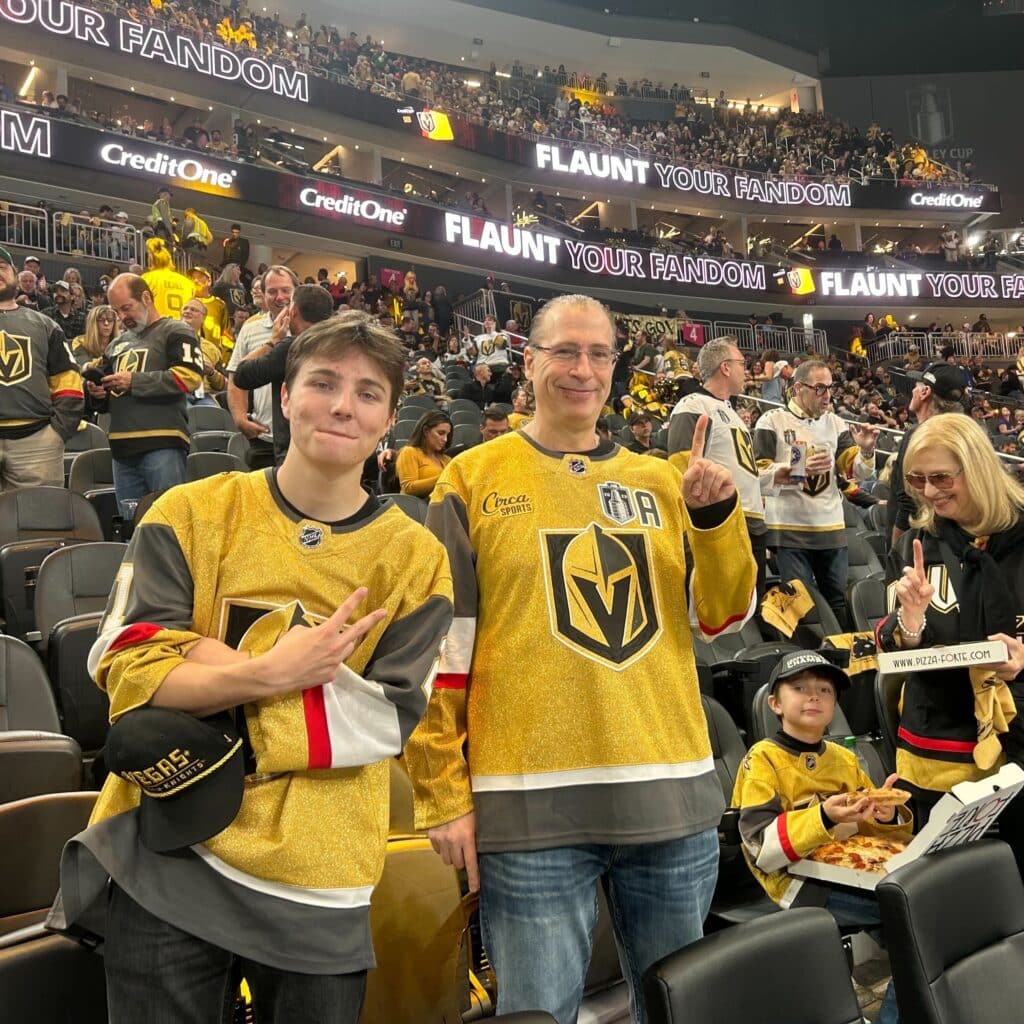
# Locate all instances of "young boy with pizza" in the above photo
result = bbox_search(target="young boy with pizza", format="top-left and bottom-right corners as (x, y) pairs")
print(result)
(733, 650), (911, 1024)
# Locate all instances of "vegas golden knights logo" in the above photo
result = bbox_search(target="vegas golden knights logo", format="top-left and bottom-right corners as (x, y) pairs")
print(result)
(220, 599), (327, 655)
(541, 523), (661, 669)
(115, 349), (149, 374)
(731, 427), (757, 477)
(0, 331), (32, 387)
(803, 470), (831, 497)
(886, 565), (958, 614)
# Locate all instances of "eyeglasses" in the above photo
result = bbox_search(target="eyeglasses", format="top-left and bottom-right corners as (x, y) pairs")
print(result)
(97, 315), (116, 322)
(531, 344), (619, 366)
(905, 468), (963, 491)
(797, 382), (842, 396)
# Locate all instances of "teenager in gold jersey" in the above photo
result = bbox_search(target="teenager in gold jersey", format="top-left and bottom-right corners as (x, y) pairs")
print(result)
(406, 294), (757, 1024)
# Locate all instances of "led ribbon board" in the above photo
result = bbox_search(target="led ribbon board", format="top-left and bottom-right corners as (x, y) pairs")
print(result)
(0, 0), (309, 102)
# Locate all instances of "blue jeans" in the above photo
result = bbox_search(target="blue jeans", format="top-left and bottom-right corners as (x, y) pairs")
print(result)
(112, 447), (187, 505)
(104, 884), (366, 1024)
(479, 828), (719, 1024)
(774, 545), (850, 627)
(826, 888), (900, 1024)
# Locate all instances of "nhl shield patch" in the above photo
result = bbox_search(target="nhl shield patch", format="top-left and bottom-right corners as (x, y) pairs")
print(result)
(298, 524), (324, 549)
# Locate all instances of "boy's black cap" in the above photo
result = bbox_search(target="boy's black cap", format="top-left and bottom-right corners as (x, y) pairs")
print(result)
(768, 650), (850, 693)
(906, 362), (965, 401)
(105, 707), (245, 853)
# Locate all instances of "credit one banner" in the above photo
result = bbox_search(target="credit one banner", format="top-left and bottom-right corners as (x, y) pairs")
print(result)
(18, 113), (1024, 306)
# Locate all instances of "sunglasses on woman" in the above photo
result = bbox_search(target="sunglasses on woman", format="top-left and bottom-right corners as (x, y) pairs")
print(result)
(905, 468), (963, 491)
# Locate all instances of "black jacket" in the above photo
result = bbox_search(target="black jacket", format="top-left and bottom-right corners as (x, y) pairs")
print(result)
(232, 337), (292, 464)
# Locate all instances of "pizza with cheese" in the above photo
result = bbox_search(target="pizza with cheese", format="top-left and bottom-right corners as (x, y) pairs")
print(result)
(808, 834), (908, 874)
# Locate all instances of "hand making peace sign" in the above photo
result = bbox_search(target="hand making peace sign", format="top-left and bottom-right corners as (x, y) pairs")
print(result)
(681, 414), (736, 510)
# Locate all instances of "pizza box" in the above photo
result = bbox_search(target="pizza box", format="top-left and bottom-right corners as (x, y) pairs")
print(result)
(788, 762), (1024, 892)
(876, 639), (1008, 675)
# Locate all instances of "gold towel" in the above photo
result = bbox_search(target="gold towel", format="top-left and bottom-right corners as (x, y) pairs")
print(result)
(970, 667), (1017, 770)
(760, 579), (814, 638)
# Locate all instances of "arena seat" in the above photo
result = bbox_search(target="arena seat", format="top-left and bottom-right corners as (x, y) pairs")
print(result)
(849, 578), (887, 635)
(0, 635), (61, 735)
(491, 1015), (557, 1022)
(186, 451), (242, 481)
(359, 836), (467, 1024)
(34, 543), (124, 655)
(401, 394), (436, 410)
(397, 404), (429, 422)
(189, 430), (235, 454)
(392, 419), (416, 443)
(187, 404), (235, 433)
(725, 641), (800, 737)
(451, 424), (481, 450)
(643, 908), (862, 1024)
(843, 502), (866, 531)
(701, 694), (779, 930)
(68, 448), (118, 541)
(0, 732), (82, 803)
(762, 582), (842, 650)
(862, 530), (888, 562)
(447, 399), (482, 416)
(605, 413), (626, 432)
(874, 672), (903, 773)
(866, 503), (889, 534)
(61, 422), (107, 483)
(384, 494), (429, 524)
(34, 543), (124, 760)
(226, 431), (250, 465)
(751, 682), (887, 785)
(0, 791), (105, 1023)
(877, 842), (1024, 1024)
(450, 409), (483, 428)
(0, 488), (104, 641)
(844, 530), (885, 584)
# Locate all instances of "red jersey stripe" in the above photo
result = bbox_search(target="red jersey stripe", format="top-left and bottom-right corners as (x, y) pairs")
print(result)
(434, 673), (468, 691)
(52, 389), (85, 399)
(776, 814), (800, 863)
(302, 686), (332, 769)
(107, 622), (163, 654)
(699, 588), (755, 637)
(898, 726), (976, 754)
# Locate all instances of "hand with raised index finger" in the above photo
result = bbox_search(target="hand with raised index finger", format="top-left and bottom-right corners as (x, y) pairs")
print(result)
(681, 413), (736, 510)
(894, 538), (933, 624)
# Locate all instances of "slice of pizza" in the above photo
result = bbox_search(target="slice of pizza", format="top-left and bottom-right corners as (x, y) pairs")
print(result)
(807, 834), (908, 874)
(846, 787), (912, 807)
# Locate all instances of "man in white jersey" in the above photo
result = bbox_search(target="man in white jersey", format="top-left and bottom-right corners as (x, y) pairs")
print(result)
(753, 359), (878, 626)
(668, 336), (791, 603)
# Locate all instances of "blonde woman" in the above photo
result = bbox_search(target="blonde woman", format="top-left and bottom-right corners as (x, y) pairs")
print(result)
(72, 305), (120, 366)
(878, 412), (1024, 875)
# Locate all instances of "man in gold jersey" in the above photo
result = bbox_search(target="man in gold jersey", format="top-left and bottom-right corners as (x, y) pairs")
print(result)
(407, 294), (757, 1024)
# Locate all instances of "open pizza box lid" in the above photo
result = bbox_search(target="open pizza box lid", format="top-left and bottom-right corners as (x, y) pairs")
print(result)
(789, 762), (1024, 892)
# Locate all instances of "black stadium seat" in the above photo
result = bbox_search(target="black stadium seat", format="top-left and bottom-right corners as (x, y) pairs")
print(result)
(450, 424), (481, 450)
(644, 908), (862, 1024)
(187, 451), (242, 481)
(849, 577), (887, 635)
(34, 543), (125, 759)
(189, 429), (235, 454)
(61, 422), (107, 483)
(67, 448), (118, 541)
(385, 494), (428, 524)
(187, 404), (235, 433)
(0, 792), (106, 1023)
(0, 488), (104, 642)
(877, 842), (1024, 1024)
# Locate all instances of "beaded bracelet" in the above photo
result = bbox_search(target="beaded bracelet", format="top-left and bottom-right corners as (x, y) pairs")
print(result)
(896, 607), (926, 639)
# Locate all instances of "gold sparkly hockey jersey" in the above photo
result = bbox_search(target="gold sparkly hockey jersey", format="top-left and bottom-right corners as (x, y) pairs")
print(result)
(734, 733), (912, 907)
(142, 266), (196, 319)
(80, 471), (453, 971)
(406, 431), (757, 852)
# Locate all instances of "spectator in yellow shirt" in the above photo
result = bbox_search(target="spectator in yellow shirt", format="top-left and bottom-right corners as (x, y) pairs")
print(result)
(396, 411), (451, 497)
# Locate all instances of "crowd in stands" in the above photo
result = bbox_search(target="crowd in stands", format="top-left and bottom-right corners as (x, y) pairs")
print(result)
(13, 0), (972, 190)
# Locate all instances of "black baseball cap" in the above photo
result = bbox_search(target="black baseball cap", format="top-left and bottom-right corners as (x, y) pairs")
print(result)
(907, 362), (965, 401)
(768, 650), (850, 693)
(105, 707), (245, 853)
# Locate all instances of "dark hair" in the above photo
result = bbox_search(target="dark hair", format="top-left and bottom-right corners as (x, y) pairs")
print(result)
(284, 311), (408, 410)
(408, 410), (452, 451)
(482, 406), (509, 425)
(291, 284), (334, 326)
(230, 223), (242, 231)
